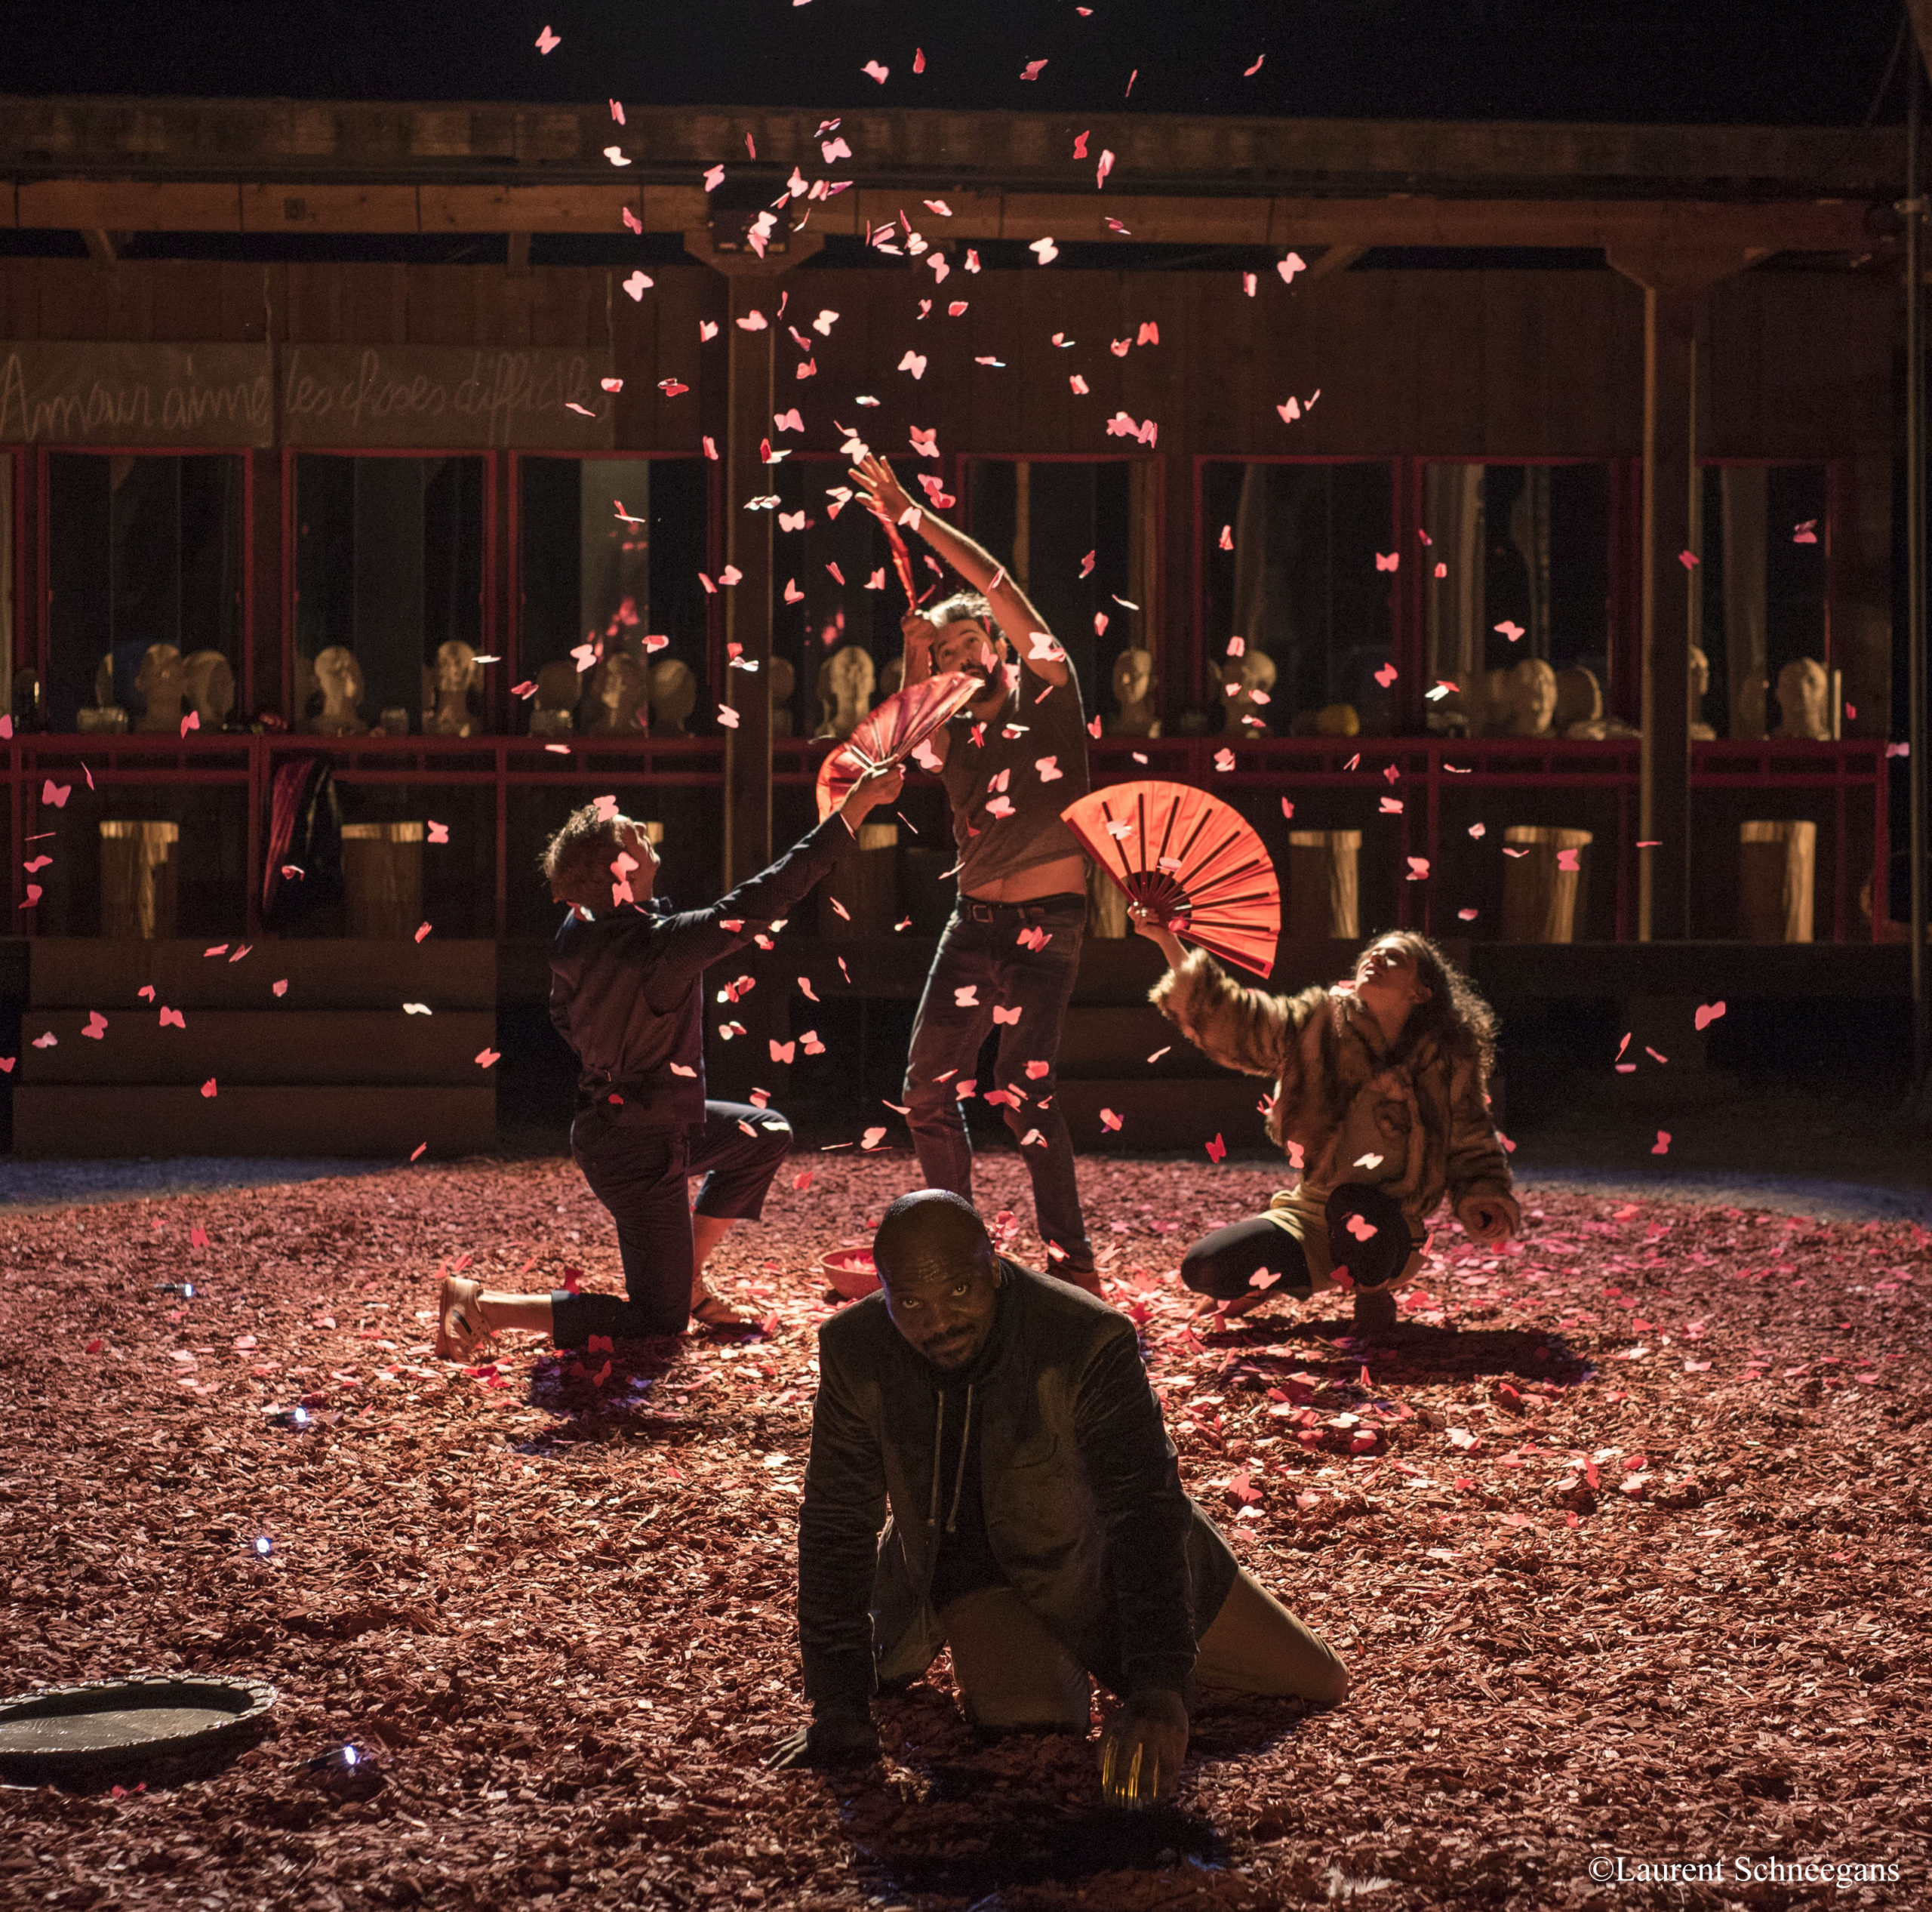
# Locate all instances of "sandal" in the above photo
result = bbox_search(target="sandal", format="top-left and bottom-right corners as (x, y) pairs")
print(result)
(435, 1275), (493, 1362)
(689, 1288), (755, 1332)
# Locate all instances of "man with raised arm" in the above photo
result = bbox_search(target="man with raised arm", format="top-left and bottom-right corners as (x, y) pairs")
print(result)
(849, 451), (1100, 1290)
(766, 1190), (1348, 1808)
(432, 760), (905, 1356)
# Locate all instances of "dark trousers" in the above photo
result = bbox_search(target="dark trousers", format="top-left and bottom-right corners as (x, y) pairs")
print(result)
(1180, 1184), (1414, 1300)
(551, 1100), (792, 1346)
(903, 894), (1094, 1270)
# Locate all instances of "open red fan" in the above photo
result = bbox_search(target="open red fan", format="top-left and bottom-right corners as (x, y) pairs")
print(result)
(815, 671), (982, 821)
(1060, 781), (1281, 978)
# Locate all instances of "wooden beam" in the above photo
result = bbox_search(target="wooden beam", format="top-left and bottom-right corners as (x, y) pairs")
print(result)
(17, 179), (240, 230)
(238, 183), (420, 233)
(1610, 246), (1758, 942)
(1301, 243), (1367, 282)
(3, 176), (1892, 257)
(721, 276), (776, 891)
(0, 97), (1906, 202)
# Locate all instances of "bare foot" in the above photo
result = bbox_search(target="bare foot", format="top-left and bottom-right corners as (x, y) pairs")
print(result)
(689, 1288), (755, 1332)
(1192, 1289), (1269, 1322)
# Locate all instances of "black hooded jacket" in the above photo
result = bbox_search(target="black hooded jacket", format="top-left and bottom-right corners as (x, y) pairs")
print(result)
(798, 1262), (1239, 1713)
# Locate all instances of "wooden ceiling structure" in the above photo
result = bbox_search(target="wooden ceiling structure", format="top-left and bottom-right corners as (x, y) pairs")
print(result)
(0, 95), (1913, 936)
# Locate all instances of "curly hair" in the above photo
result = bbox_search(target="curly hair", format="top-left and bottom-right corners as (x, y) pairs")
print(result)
(924, 590), (993, 632)
(540, 804), (630, 911)
(1364, 931), (1500, 1085)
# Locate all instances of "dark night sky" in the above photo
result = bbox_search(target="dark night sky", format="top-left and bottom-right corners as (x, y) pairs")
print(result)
(2, 0), (1916, 125)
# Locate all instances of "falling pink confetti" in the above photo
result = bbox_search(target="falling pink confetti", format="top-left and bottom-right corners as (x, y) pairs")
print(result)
(1030, 237), (1058, 263)
(1374, 664), (1398, 688)
(1678, 550), (1700, 568)
(1374, 552), (1400, 572)
(534, 24), (560, 54)
(414, 922), (432, 944)
(623, 271), (651, 300)
(1278, 252), (1306, 283)
(863, 60), (890, 83)
(1406, 857), (1430, 880)
(42, 781), (70, 808)
(475, 1048), (501, 1069)
(1205, 1134), (1226, 1162)
(1100, 1110), (1124, 1131)
(1651, 1130), (1672, 1154)
(1694, 1000), (1727, 1031)
(1021, 58), (1048, 80)
(1495, 619), (1525, 643)
(1244, 53), (1266, 75)
(200, 1079), (218, 1099)
(272, 979), (288, 998)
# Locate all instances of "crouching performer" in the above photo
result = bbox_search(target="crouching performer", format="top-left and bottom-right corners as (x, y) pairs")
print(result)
(1140, 916), (1519, 1335)
(767, 1190), (1346, 1809)
(435, 761), (903, 1358)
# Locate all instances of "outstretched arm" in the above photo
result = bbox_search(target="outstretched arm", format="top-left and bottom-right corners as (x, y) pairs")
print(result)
(851, 453), (1071, 689)
(643, 762), (903, 1005)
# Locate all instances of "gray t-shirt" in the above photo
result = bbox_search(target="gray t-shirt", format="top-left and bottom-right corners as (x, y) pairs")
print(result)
(938, 657), (1091, 896)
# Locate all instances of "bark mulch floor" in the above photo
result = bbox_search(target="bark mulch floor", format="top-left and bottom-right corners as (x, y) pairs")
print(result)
(2, 1152), (1927, 1910)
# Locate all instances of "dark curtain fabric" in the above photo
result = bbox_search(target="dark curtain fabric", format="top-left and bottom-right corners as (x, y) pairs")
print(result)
(262, 756), (343, 934)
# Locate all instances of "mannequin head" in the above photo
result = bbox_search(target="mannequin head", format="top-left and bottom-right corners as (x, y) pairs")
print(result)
(1505, 657), (1558, 737)
(1774, 657), (1831, 739)
(133, 644), (189, 733)
(647, 657), (697, 736)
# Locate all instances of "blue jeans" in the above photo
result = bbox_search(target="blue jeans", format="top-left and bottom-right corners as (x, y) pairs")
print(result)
(903, 894), (1094, 1270)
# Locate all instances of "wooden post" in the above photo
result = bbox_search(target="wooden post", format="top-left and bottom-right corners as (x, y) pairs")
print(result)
(1607, 247), (1757, 941)
(722, 276), (776, 890)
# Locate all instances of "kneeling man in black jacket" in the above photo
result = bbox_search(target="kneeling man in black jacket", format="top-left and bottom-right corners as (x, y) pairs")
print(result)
(768, 1190), (1347, 1808)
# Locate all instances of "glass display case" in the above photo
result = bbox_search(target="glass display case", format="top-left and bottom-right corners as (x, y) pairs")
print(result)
(515, 454), (710, 737)
(45, 451), (248, 734)
(291, 453), (488, 736)
(1694, 463), (1831, 740)
(1417, 461), (1613, 736)
(961, 455), (1160, 720)
(1198, 460), (1395, 734)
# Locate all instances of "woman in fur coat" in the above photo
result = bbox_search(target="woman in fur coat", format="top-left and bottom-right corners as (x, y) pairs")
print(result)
(1137, 916), (1520, 1334)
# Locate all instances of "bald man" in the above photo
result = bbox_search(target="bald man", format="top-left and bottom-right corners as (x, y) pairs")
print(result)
(768, 1191), (1347, 1809)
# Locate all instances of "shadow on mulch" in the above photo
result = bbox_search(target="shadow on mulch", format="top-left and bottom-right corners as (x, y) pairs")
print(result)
(1200, 1316), (1592, 1386)
(820, 1684), (1317, 1901)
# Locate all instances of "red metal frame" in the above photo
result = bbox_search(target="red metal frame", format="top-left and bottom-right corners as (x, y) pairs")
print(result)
(31, 445), (257, 712)
(1192, 454), (1401, 718)
(278, 446), (497, 729)
(3, 448), (23, 684)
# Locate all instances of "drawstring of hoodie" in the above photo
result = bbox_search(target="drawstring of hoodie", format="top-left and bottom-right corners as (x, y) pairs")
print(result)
(924, 1382), (977, 1535)
(926, 1392), (945, 1529)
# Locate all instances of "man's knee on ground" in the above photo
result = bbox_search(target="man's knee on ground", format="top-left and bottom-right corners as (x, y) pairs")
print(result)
(752, 1113), (793, 1159)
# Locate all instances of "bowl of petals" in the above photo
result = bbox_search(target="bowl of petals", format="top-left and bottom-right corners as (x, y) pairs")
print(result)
(820, 1246), (881, 1302)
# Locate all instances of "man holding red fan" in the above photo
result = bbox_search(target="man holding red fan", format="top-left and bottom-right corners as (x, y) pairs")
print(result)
(850, 451), (1100, 1291)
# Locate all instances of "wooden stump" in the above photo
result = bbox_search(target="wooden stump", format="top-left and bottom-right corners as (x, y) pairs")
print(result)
(98, 822), (180, 940)
(822, 822), (898, 938)
(1500, 826), (1592, 943)
(1286, 830), (1361, 941)
(1738, 820), (1816, 943)
(340, 821), (425, 941)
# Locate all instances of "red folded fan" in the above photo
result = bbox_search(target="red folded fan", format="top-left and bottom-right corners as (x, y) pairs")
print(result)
(1060, 781), (1281, 978)
(815, 671), (982, 821)
(877, 513), (919, 610)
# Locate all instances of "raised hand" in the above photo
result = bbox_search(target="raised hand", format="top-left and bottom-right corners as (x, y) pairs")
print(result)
(837, 759), (907, 823)
(1128, 902), (1188, 971)
(850, 451), (913, 525)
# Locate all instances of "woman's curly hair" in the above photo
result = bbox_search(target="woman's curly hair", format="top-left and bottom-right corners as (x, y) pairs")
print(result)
(1365, 931), (1500, 1085)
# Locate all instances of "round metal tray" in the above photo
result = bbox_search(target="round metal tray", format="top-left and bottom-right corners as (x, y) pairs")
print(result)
(0, 1675), (277, 1784)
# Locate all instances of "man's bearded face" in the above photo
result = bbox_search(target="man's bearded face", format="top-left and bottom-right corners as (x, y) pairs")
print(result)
(931, 620), (1001, 683)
